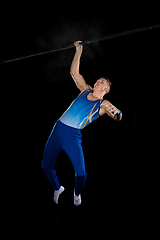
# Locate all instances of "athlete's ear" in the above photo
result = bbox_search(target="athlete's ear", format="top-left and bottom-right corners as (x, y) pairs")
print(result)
(104, 87), (110, 93)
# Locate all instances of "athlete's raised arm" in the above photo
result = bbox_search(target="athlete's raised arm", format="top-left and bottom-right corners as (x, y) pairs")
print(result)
(70, 41), (92, 92)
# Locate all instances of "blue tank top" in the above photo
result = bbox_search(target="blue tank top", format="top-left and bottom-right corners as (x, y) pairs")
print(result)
(59, 89), (104, 129)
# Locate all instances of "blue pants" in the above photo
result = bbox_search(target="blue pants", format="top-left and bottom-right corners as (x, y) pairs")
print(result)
(41, 120), (87, 196)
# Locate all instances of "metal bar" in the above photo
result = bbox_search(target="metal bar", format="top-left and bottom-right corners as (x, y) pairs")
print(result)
(0, 23), (159, 64)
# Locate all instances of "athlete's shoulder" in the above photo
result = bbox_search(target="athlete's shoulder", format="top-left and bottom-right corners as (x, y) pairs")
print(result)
(99, 100), (111, 116)
(86, 85), (93, 90)
(100, 99), (111, 106)
(80, 85), (92, 93)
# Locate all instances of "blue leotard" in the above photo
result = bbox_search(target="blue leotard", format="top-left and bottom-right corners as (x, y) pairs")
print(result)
(41, 89), (104, 195)
(59, 89), (103, 129)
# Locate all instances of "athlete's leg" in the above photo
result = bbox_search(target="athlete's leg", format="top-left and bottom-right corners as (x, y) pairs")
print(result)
(41, 122), (62, 190)
(63, 135), (87, 196)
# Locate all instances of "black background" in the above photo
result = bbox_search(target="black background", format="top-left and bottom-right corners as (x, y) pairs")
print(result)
(1, 2), (159, 237)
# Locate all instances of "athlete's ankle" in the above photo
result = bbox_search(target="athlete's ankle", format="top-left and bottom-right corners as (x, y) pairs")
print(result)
(53, 186), (65, 204)
(74, 190), (81, 206)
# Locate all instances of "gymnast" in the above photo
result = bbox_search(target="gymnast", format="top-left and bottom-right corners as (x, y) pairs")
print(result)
(41, 41), (122, 206)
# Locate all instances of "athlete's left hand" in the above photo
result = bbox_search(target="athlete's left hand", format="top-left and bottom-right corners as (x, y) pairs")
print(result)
(74, 41), (83, 53)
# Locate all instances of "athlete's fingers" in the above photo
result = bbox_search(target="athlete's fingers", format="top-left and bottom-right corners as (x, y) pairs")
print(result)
(74, 40), (82, 47)
(106, 106), (114, 112)
(105, 105), (112, 110)
(107, 106), (119, 114)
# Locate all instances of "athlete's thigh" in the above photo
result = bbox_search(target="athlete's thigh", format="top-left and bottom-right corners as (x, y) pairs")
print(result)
(41, 129), (62, 169)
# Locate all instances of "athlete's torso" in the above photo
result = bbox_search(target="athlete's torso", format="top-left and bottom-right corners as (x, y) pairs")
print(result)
(59, 89), (104, 129)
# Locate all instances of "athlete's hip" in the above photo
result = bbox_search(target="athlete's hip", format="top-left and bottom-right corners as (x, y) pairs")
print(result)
(52, 119), (82, 140)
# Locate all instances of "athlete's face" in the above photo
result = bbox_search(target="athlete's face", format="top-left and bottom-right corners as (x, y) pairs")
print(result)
(93, 78), (110, 93)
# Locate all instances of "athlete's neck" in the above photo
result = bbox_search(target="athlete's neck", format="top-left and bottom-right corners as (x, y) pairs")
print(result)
(92, 90), (105, 100)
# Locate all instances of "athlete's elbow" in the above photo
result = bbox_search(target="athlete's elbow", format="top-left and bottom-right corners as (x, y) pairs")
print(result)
(70, 71), (74, 77)
(70, 71), (78, 78)
(70, 69), (73, 74)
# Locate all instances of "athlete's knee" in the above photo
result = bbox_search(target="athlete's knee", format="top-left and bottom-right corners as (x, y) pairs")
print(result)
(74, 161), (86, 176)
(80, 172), (87, 181)
(41, 161), (43, 168)
(76, 169), (87, 178)
(41, 160), (50, 170)
(41, 163), (51, 178)
(41, 160), (45, 169)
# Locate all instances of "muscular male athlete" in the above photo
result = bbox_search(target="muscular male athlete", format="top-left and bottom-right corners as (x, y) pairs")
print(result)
(41, 41), (122, 206)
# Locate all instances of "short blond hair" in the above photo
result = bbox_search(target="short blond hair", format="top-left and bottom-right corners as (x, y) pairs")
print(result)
(102, 77), (112, 90)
